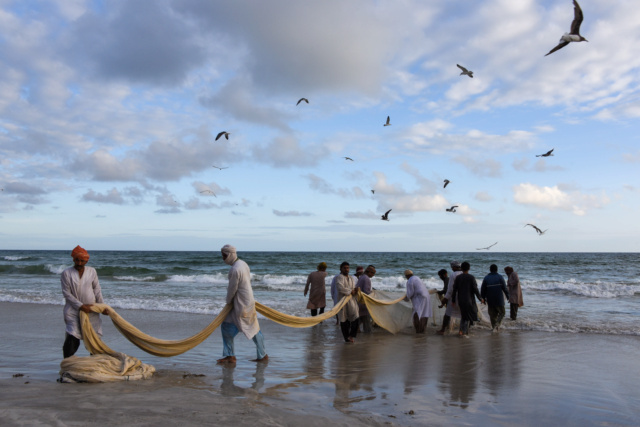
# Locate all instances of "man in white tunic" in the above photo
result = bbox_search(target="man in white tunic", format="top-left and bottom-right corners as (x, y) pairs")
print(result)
(61, 245), (109, 358)
(404, 270), (432, 333)
(436, 260), (462, 335)
(336, 261), (360, 343)
(217, 245), (268, 364)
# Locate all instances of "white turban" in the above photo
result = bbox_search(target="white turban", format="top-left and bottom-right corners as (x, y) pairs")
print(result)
(221, 244), (237, 265)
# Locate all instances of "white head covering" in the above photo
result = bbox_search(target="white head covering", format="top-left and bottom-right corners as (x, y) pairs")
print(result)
(221, 244), (237, 265)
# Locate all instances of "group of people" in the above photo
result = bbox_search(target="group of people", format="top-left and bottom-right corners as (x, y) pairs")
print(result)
(304, 259), (524, 341)
(61, 245), (524, 367)
(435, 261), (524, 336)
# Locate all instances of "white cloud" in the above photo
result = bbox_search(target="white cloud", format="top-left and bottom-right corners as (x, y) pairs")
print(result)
(273, 210), (313, 217)
(513, 183), (609, 216)
(81, 188), (125, 205)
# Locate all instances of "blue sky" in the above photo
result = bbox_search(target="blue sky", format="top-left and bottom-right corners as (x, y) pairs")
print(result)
(1, 0), (639, 252)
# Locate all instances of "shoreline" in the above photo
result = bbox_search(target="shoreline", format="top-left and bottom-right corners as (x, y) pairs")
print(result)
(1, 301), (639, 426)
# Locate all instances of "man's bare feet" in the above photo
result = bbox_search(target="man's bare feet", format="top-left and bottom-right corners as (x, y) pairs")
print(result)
(216, 356), (236, 364)
(251, 355), (269, 363)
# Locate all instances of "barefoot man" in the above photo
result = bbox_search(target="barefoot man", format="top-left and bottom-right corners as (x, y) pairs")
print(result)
(217, 244), (268, 364)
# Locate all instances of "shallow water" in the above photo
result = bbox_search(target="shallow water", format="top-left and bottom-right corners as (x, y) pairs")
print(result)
(1, 250), (639, 335)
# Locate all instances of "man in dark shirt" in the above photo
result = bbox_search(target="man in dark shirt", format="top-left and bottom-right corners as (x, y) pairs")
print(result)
(452, 262), (485, 336)
(480, 264), (510, 331)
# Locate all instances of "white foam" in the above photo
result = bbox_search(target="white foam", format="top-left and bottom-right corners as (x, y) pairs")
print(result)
(46, 264), (67, 275)
(525, 279), (640, 298)
(3, 256), (30, 261)
(114, 276), (157, 282)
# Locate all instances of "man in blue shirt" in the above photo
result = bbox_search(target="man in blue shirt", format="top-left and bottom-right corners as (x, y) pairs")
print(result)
(480, 264), (509, 331)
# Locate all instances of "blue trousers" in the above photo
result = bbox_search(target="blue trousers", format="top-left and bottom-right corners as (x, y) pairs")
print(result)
(221, 322), (266, 359)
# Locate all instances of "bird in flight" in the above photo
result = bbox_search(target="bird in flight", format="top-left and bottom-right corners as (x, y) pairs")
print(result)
(296, 98), (309, 106)
(344, 157), (354, 161)
(215, 131), (230, 141)
(381, 209), (392, 221)
(446, 206), (458, 212)
(477, 242), (498, 251)
(456, 64), (473, 78)
(443, 179), (450, 188)
(384, 116), (391, 126)
(200, 190), (217, 197)
(545, 0), (588, 56)
(536, 148), (554, 157)
(212, 165), (229, 170)
(371, 189), (375, 194)
(525, 224), (548, 235)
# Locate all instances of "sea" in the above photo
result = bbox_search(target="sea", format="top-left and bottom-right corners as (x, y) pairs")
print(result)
(1, 250), (639, 336)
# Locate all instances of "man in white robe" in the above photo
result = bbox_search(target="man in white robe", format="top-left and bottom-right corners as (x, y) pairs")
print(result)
(404, 270), (432, 333)
(217, 244), (268, 364)
(61, 245), (109, 358)
(436, 260), (462, 335)
(336, 261), (359, 343)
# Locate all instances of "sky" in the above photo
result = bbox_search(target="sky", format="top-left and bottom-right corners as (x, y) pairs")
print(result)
(1, 0), (639, 252)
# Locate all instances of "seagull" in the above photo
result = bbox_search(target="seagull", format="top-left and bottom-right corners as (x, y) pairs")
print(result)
(296, 98), (309, 106)
(212, 165), (229, 170)
(446, 205), (458, 212)
(384, 116), (391, 126)
(525, 223), (548, 235)
(443, 179), (450, 188)
(477, 242), (498, 251)
(381, 209), (392, 221)
(215, 131), (230, 141)
(344, 157), (354, 161)
(545, 0), (588, 57)
(536, 148), (554, 157)
(200, 190), (217, 197)
(456, 64), (473, 78)
(371, 189), (375, 194)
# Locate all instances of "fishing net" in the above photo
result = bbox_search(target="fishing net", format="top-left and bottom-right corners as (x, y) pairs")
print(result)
(60, 288), (486, 382)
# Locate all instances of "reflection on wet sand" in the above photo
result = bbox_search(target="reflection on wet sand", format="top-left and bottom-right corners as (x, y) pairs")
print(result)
(304, 325), (326, 380)
(220, 362), (267, 397)
(481, 332), (522, 397)
(438, 338), (479, 409)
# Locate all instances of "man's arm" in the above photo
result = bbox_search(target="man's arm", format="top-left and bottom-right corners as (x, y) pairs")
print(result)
(226, 268), (240, 304)
(61, 270), (83, 311)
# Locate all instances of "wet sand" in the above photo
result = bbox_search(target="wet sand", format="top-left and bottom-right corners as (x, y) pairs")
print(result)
(1, 301), (639, 426)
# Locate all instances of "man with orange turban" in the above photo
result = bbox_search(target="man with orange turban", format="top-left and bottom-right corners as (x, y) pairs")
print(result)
(61, 245), (109, 358)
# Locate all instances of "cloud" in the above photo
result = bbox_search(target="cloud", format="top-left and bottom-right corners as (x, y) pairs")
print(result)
(453, 155), (502, 178)
(512, 157), (564, 172)
(191, 181), (231, 198)
(63, 0), (208, 86)
(474, 191), (493, 202)
(513, 183), (609, 216)
(404, 120), (536, 155)
(344, 210), (379, 219)
(81, 188), (125, 205)
(253, 135), (330, 168)
(305, 174), (367, 199)
(273, 209), (313, 217)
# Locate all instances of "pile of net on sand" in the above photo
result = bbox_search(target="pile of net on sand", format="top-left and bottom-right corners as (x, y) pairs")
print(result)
(60, 289), (488, 382)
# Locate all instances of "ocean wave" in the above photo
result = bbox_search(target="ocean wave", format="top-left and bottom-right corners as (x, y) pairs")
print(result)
(166, 273), (228, 284)
(3, 256), (31, 261)
(113, 276), (164, 282)
(525, 279), (640, 298)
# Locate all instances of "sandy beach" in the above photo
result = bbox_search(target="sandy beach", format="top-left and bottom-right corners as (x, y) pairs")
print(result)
(1, 301), (638, 426)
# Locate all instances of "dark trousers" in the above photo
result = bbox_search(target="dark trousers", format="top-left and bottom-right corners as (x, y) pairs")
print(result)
(310, 307), (325, 317)
(488, 305), (506, 329)
(510, 303), (519, 320)
(63, 333), (80, 358)
(340, 319), (359, 342)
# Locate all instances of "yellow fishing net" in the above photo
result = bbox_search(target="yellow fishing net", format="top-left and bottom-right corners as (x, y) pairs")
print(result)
(60, 290), (442, 382)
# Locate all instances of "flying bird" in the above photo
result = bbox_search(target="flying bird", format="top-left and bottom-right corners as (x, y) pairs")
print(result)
(477, 242), (498, 251)
(446, 206), (458, 212)
(212, 165), (229, 170)
(344, 157), (354, 161)
(215, 131), (230, 141)
(456, 64), (473, 78)
(384, 116), (391, 126)
(381, 209), (392, 221)
(525, 223), (548, 235)
(545, 0), (588, 56)
(536, 148), (554, 157)
(371, 189), (375, 194)
(296, 98), (309, 106)
(200, 190), (217, 197)
(443, 179), (450, 188)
